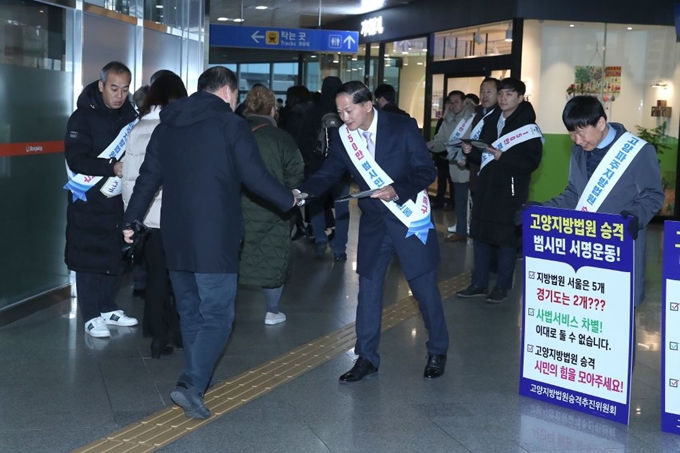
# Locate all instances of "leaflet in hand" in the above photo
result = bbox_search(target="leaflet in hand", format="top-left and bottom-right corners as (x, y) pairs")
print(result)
(336, 188), (379, 202)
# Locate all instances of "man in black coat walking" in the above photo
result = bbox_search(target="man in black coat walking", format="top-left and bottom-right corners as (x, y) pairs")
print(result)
(64, 61), (139, 339)
(124, 67), (296, 419)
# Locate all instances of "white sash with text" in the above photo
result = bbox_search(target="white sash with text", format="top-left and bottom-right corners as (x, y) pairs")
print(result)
(575, 132), (647, 212)
(480, 123), (543, 172)
(338, 125), (433, 244)
(64, 118), (138, 202)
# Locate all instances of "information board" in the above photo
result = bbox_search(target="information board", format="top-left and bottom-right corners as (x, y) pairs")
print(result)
(210, 25), (359, 53)
(662, 220), (680, 434)
(520, 206), (634, 425)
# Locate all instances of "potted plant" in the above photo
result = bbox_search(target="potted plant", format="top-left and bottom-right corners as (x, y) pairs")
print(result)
(636, 121), (674, 215)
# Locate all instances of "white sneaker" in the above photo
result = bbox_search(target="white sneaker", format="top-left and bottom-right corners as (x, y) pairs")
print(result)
(84, 317), (110, 338)
(264, 312), (287, 325)
(101, 310), (138, 327)
(447, 225), (457, 233)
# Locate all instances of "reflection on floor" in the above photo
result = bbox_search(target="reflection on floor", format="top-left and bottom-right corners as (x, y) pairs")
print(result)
(0, 204), (678, 453)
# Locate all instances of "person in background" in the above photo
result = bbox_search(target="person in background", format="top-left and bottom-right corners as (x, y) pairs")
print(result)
(374, 83), (409, 117)
(64, 61), (139, 338)
(467, 78), (500, 199)
(122, 73), (188, 358)
(241, 85), (305, 325)
(465, 93), (480, 105)
(299, 76), (350, 260)
(427, 91), (476, 241)
(123, 67), (296, 419)
(457, 78), (543, 303)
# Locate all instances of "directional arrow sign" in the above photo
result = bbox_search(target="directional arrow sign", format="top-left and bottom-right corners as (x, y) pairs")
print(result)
(251, 31), (264, 44)
(210, 25), (359, 53)
(343, 35), (356, 50)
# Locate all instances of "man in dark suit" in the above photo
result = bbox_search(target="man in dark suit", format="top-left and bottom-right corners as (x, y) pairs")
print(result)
(124, 67), (296, 419)
(298, 81), (449, 382)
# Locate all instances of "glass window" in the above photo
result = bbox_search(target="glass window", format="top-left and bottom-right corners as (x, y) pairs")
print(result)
(0, 0), (74, 309)
(384, 37), (427, 128)
(523, 19), (678, 216)
(144, 0), (185, 28)
(239, 63), (270, 90)
(85, 0), (133, 16)
(0, 2), (71, 72)
(433, 21), (513, 62)
(272, 62), (298, 94)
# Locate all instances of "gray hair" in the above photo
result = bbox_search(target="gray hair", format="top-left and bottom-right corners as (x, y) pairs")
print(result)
(100, 61), (132, 84)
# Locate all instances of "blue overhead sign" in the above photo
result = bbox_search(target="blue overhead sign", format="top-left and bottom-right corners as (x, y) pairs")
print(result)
(210, 25), (358, 53)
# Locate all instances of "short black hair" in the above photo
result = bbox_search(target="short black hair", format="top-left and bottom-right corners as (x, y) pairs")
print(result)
(497, 78), (526, 95)
(139, 73), (188, 118)
(562, 95), (607, 132)
(374, 84), (396, 103)
(100, 61), (131, 84)
(197, 66), (237, 93)
(465, 93), (480, 105)
(447, 90), (465, 102)
(336, 81), (372, 105)
(481, 77), (499, 88)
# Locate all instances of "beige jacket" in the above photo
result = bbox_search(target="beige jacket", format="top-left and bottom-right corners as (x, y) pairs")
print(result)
(431, 103), (476, 183)
(122, 107), (162, 228)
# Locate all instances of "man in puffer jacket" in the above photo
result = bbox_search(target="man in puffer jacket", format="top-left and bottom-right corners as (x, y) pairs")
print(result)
(64, 61), (139, 338)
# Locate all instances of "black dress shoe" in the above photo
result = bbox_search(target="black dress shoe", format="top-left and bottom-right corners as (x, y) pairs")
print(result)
(151, 338), (174, 359)
(423, 354), (447, 379)
(339, 357), (378, 383)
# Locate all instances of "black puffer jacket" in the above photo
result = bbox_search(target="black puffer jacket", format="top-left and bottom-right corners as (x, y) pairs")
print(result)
(467, 101), (543, 246)
(64, 81), (137, 274)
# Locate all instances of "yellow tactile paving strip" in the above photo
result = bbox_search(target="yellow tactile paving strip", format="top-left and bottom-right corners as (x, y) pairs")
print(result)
(73, 271), (471, 453)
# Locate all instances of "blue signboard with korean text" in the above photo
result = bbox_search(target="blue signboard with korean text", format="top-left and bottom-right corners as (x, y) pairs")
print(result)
(520, 206), (634, 425)
(662, 220), (680, 434)
(210, 25), (358, 53)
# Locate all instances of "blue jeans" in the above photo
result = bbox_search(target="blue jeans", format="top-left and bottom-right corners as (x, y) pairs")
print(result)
(309, 178), (350, 254)
(355, 233), (449, 367)
(471, 240), (516, 291)
(453, 181), (469, 237)
(169, 271), (237, 394)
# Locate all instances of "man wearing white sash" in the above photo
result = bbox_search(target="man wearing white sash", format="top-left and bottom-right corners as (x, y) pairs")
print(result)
(466, 78), (502, 197)
(298, 81), (449, 382)
(542, 96), (664, 308)
(64, 61), (139, 338)
(458, 78), (543, 303)
(427, 90), (476, 242)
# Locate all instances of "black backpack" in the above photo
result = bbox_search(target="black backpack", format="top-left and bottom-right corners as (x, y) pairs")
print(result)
(314, 112), (343, 157)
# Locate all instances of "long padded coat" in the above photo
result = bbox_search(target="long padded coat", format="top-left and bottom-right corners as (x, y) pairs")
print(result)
(239, 115), (304, 287)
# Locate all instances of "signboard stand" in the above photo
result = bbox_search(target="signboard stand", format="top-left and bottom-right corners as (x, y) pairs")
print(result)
(662, 220), (680, 434)
(520, 206), (634, 425)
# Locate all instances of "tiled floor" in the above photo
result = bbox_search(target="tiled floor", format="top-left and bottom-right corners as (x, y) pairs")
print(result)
(1, 204), (678, 453)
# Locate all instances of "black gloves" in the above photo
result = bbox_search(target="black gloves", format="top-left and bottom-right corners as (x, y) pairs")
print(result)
(620, 210), (639, 240)
(523, 201), (543, 210)
(122, 220), (149, 260)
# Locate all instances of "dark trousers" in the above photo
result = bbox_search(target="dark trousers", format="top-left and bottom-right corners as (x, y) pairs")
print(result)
(169, 271), (237, 394)
(143, 229), (178, 342)
(355, 233), (449, 367)
(434, 156), (453, 204)
(453, 181), (469, 236)
(471, 240), (516, 291)
(309, 178), (351, 254)
(76, 271), (121, 322)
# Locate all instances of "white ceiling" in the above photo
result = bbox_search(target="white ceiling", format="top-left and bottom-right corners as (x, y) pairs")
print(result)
(209, 0), (418, 28)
